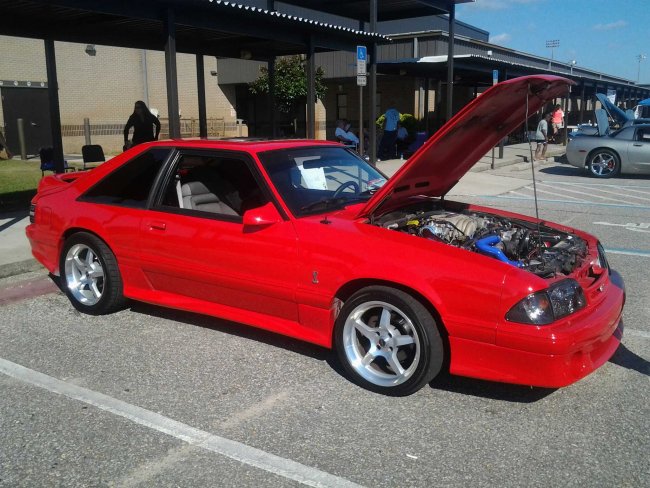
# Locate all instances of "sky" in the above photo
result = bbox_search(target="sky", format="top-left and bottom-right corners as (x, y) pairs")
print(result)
(455, 0), (650, 84)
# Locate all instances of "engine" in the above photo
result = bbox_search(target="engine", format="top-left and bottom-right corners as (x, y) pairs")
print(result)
(376, 209), (587, 278)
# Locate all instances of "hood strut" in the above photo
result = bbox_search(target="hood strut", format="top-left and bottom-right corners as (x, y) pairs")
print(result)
(525, 83), (547, 259)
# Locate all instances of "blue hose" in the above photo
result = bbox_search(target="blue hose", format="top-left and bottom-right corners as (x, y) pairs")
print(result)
(475, 235), (524, 268)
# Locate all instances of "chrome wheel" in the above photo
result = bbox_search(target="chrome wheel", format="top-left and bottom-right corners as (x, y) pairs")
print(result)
(342, 300), (420, 387)
(64, 243), (105, 306)
(589, 151), (619, 177)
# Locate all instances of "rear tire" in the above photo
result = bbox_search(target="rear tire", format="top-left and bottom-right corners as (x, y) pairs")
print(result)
(334, 286), (444, 396)
(60, 232), (126, 315)
(587, 149), (620, 178)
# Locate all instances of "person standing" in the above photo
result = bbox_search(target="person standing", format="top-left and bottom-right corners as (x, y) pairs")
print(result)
(550, 104), (564, 143)
(123, 101), (161, 150)
(0, 129), (12, 160)
(534, 113), (551, 161)
(378, 105), (400, 160)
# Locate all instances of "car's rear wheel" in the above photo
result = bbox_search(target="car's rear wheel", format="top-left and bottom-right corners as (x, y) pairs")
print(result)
(587, 149), (620, 178)
(60, 232), (126, 315)
(334, 286), (444, 396)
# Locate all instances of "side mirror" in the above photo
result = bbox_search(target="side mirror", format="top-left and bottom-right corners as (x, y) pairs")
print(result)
(242, 202), (283, 227)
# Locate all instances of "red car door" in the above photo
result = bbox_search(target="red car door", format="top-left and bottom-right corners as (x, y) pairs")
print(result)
(137, 150), (300, 323)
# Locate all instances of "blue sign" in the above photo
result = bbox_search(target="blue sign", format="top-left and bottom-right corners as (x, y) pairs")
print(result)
(492, 69), (499, 85)
(357, 46), (367, 61)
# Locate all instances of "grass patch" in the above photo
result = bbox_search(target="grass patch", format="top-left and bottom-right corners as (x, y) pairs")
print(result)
(0, 159), (42, 212)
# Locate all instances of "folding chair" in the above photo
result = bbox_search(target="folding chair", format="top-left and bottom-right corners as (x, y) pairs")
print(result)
(39, 147), (73, 177)
(81, 144), (105, 170)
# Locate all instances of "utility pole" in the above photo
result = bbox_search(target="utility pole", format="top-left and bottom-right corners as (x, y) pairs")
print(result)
(637, 54), (647, 83)
(546, 40), (559, 70)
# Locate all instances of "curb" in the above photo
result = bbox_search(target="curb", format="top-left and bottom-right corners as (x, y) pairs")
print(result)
(0, 259), (42, 279)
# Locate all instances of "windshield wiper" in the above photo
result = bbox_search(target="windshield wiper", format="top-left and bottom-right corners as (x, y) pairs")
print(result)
(300, 196), (369, 213)
(300, 197), (347, 213)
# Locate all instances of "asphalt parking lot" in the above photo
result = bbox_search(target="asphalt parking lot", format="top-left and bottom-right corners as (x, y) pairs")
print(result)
(1, 160), (648, 488)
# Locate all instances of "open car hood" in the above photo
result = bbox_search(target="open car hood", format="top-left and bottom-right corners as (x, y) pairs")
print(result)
(356, 75), (574, 219)
(595, 93), (629, 127)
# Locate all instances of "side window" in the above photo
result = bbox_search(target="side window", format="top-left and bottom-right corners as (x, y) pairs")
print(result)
(158, 153), (269, 220)
(612, 127), (634, 140)
(82, 148), (170, 208)
(637, 129), (650, 142)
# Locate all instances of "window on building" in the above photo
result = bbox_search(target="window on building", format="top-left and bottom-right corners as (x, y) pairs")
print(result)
(337, 94), (348, 120)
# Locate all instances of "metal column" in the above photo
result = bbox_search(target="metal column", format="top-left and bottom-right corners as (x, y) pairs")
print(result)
(423, 77), (430, 135)
(44, 39), (65, 174)
(164, 8), (181, 139)
(445, 2), (456, 122)
(196, 54), (207, 138)
(306, 37), (316, 139)
(268, 58), (277, 137)
(368, 0), (377, 165)
(579, 82), (586, 124)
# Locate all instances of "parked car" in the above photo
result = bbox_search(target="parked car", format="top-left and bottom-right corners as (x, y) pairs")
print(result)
(570, 93), (650, 139)
(27, 75), (624, 396)
(566, 123), (650, 177)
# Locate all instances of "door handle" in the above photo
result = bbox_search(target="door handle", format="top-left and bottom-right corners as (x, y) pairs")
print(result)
(633, 143), (643, 147)
(148, 221), (166, 231)
(30, 122), (38, 127)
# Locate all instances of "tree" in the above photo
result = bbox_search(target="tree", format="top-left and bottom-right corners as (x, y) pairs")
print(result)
(248, 55), (327, 116)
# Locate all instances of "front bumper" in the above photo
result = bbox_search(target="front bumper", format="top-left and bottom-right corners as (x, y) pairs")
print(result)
(448, 270), (625, 388)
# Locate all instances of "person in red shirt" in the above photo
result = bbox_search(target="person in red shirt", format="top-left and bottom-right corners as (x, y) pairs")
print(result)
(550, 104), (564, 143)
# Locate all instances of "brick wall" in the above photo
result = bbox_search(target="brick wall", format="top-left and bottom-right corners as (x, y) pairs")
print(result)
(0, 36), (239, 154)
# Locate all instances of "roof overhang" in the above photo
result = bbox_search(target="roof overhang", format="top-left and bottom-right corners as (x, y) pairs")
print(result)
(0, 0), (387, 59)
(378, 54), (648, 90)
(279, 0), (475, 21)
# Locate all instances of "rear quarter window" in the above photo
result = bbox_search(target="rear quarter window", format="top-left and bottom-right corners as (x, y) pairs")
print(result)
(81, 148), (171, 208)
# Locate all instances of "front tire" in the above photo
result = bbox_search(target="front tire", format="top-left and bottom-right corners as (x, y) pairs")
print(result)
(60, 232), (126, 315)
(334, 286), (444, 396)
(587, 149), (620, 178)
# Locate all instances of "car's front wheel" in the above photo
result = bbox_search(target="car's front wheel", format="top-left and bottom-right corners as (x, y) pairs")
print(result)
(334, 286), (444, 396)
(60, 232), (126, 315)
(587, 149), (620, 178)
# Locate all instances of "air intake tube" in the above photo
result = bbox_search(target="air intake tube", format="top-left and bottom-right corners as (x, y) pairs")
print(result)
(475, 235), (524, 268)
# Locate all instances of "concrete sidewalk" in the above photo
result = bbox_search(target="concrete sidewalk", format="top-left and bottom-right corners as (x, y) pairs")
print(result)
(0, 142), (565, 278)
(376, 142), (565, 177)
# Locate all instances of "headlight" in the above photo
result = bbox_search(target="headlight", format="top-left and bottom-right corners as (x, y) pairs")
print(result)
(506, 279), (586, 325)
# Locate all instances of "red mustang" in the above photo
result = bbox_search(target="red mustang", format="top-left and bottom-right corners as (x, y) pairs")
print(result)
(27, 76), (624, 396)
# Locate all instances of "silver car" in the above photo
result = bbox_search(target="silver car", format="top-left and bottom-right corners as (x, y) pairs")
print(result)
(566, 124), (650, 178)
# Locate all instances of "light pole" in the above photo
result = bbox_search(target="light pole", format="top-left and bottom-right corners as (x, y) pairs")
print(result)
(546, 39), (559, 69)
(570, 59), (576, 76)
(637, 54), (647, 83)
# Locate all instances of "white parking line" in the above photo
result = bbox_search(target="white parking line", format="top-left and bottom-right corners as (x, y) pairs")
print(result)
(626, 329), (650, 340)
(523, 186), (587, 201)
(0, 358), (363, 488)
(579, 186), (650, 202)
(605, 249), (650, 258)
(546, 181), (650, 190)
(536, 183), (636, 204)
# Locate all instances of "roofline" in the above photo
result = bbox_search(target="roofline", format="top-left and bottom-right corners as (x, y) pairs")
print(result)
(207, 1), (388, 40)
(385, 30), (644, 86)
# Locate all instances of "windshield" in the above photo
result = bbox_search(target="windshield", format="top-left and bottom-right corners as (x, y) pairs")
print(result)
(257, 146), (387, 217)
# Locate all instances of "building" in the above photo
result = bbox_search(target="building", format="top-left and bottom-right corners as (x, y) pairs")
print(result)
(0, 36), (239, 155)
(1, 0), (648, 156)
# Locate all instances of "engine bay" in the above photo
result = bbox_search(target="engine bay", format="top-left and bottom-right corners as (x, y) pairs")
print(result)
(375, 206), (588, 278)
